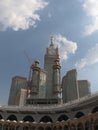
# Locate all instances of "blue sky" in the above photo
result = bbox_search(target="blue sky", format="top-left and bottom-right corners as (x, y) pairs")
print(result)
(0, 0), (98, 105)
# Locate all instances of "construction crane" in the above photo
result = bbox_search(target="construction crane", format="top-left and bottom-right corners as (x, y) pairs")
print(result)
(24, 51), (33, 98)
(24, 51), (34, 80)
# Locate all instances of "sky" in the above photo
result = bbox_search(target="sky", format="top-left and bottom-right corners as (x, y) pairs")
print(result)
(0, 0), (98, 105)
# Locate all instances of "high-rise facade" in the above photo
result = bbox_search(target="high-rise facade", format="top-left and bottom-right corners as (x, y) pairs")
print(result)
(78, 80), (91, 98)
(62, 69), (91, 103)
(15, 88), (27, 106)
(8, 76), (27, 105)
(44, 36), (61, 100)
(62, 69), (79, 103)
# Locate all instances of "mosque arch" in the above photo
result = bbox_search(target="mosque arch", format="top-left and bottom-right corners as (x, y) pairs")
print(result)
(7, 114), (17, 121)
(23, 115), (34, 122)
(92, 106), (98, 113)
(75, 112), (84, 118)
(57, 114), (69, 121)
(40, 116), (53, 123)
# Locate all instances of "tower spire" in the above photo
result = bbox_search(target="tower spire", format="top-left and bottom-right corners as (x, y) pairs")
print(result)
(50, 36), (54, 46)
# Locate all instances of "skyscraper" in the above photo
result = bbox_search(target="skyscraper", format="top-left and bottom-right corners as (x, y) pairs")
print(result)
(78, 80), (91, 98)
(8, 76), (27, 105)
(62, 69), (91, 103)
(44, 36), (61, 100)
(62, 69), (79, 103)
(15, 88), (27, 106)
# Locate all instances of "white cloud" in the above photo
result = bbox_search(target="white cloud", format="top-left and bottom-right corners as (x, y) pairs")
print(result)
(83, 0), (98, 35)
(0, 0), (48, 31)
(75, 43), (98, 69)
(54, 34), (77, 61)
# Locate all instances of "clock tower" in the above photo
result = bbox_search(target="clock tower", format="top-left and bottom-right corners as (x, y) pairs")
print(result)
(44, 36), (61, 100)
